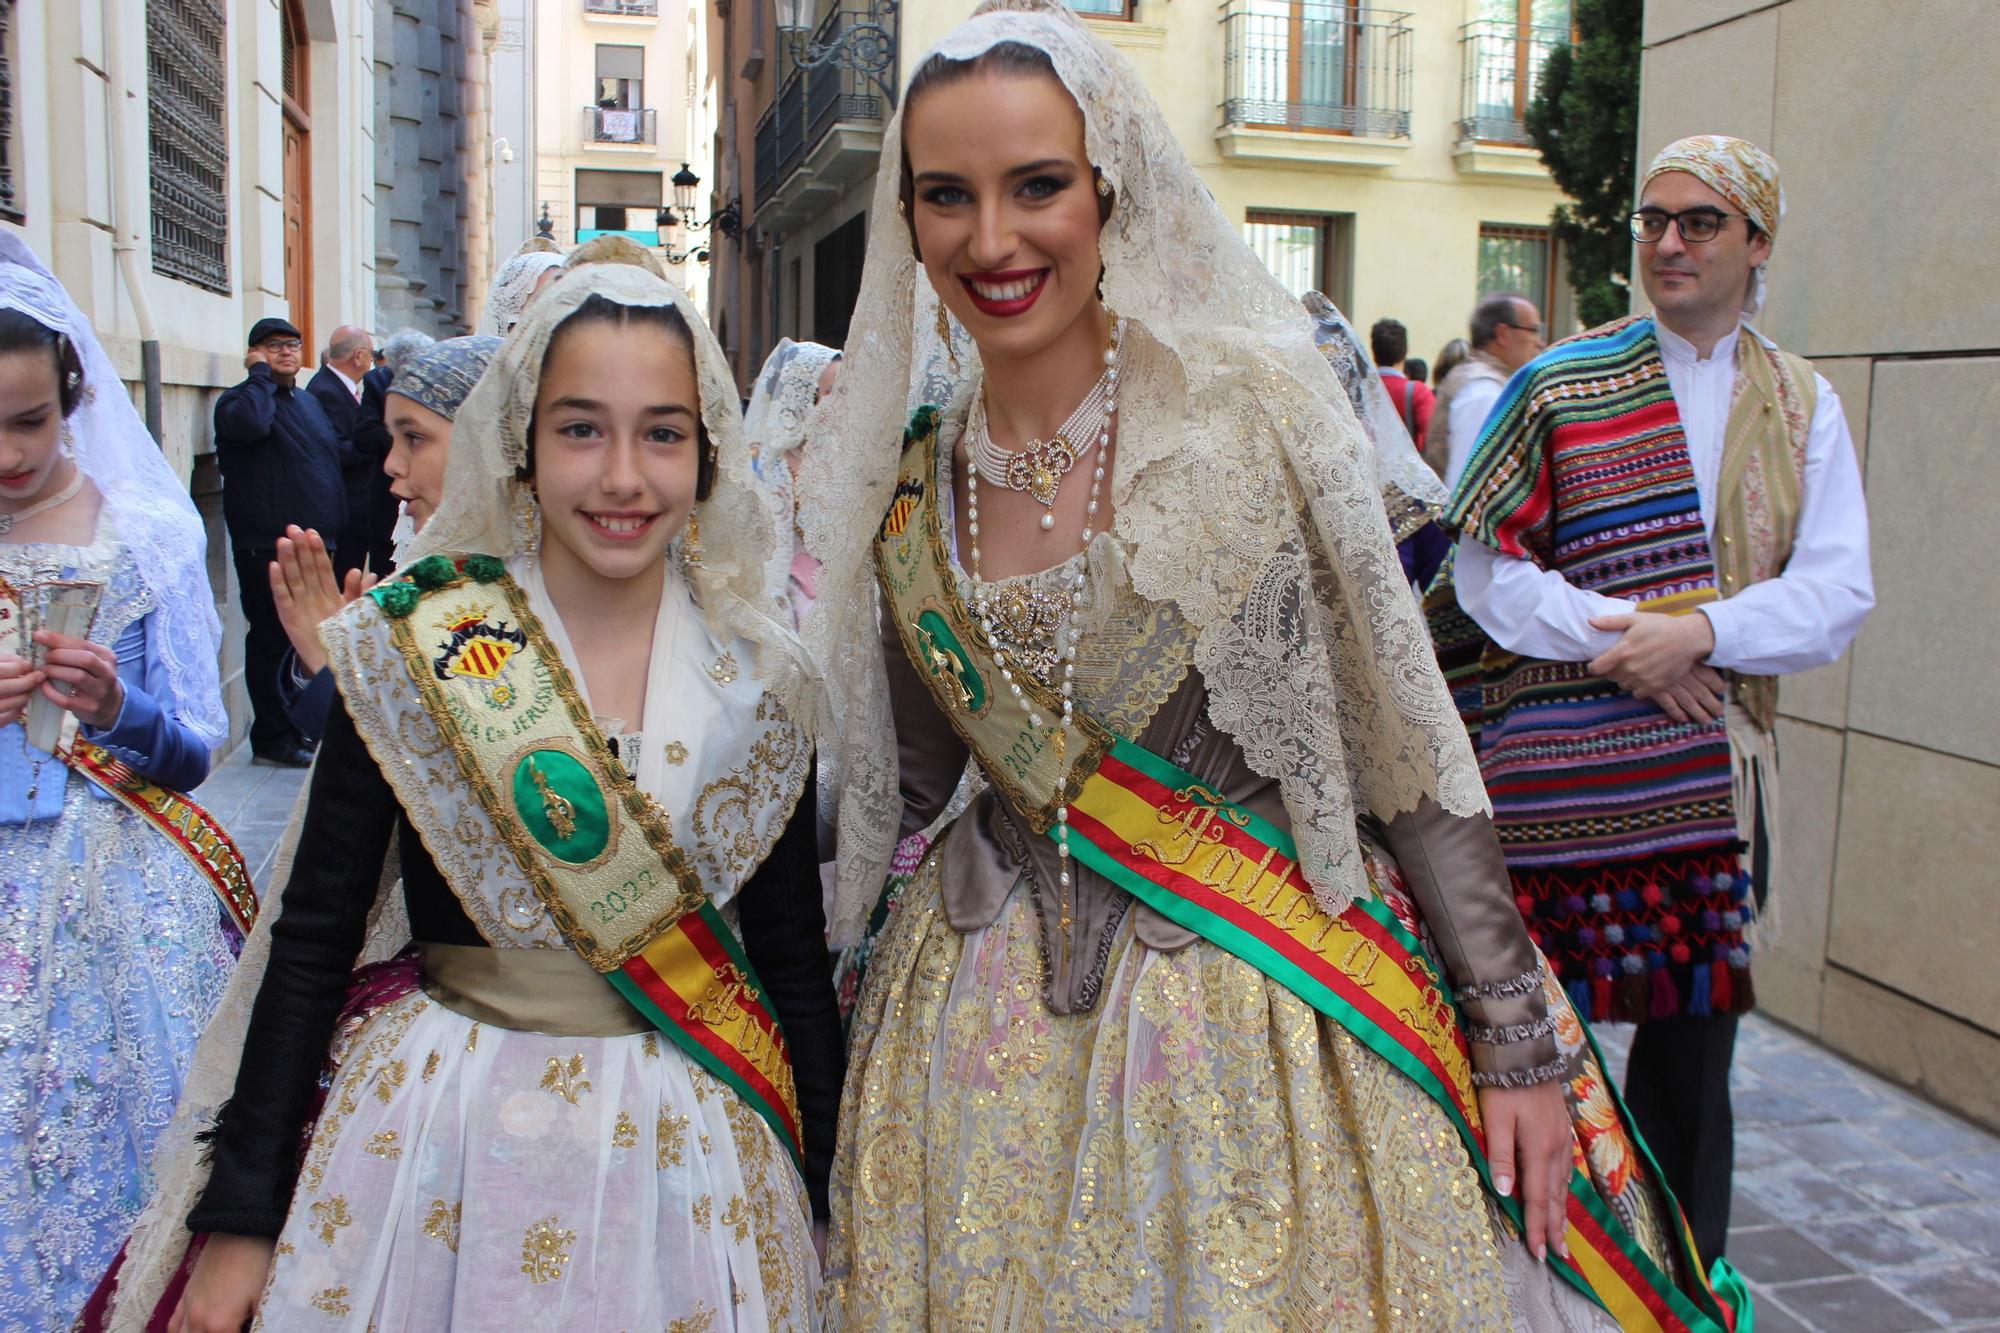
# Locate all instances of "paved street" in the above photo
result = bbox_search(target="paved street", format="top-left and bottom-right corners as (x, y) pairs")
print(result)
(198, 747), (2000, 1331)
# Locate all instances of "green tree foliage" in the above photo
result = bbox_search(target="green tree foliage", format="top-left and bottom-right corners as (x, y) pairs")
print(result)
(1526, 0), (1642, 329)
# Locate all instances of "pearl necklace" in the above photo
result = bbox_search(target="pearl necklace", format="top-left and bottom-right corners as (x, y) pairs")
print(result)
(967, 360), (1113, 527)
(0, 467), (83, 537)
(965, 311), (1122, 926)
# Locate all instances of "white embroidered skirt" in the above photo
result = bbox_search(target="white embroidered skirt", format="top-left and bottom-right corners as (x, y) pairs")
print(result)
(253, 991), (819, 1330)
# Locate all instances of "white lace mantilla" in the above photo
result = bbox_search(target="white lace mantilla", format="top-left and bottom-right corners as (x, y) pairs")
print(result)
(804, 7), (1487, 943)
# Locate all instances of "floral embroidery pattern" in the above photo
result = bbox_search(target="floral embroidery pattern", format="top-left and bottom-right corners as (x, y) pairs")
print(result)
(310, 1196), (352, 1247)
(364, 1131), (401, 1160)
(658, 1110), (689, 1168)
(310, 1286), (352, 1316)
(520, 1214), (576, 1284)
(423, 1199), (462, 1253)
(540, 1053), (590, 1105)
(612, 1110), (638, 1149)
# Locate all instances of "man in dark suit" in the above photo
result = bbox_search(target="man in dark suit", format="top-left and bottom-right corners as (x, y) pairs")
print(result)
(213, 317), (347, 766)
(306, 324), (380, 583)
(353, 359), (398, 573)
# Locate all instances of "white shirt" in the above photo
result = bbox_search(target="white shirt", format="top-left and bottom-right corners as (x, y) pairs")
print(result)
(1454, 321), (1874, 676)
(1444, 374), (1503, 490)
(330, 363), (364, 401)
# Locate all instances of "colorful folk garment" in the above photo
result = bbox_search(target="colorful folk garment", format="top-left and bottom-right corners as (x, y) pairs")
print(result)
(862, 413), (1749, 1331)
(1445, 314), (1811, 1026)
(359, 553), (805, 1163)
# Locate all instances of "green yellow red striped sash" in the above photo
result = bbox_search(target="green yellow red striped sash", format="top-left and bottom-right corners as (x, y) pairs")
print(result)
(1065, 738), (1745, 1333)
(62, 738), (257, 937)
(368, 555), (801, 1166)
(875, 410), (1747, 1331)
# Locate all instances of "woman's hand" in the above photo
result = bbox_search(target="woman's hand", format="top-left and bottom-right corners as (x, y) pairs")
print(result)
(0, 653), (43, 729)
(31, 631), (122, 729)
(1478, 1079), (1575, 1263)
(270, 525), (373, 675)
(168, 1233), (276, 1333)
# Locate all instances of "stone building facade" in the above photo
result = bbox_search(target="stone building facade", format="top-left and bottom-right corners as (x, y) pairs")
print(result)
(1640, 0), (2000, 1129)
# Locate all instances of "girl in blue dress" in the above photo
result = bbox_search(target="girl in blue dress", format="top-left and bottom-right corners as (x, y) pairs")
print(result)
(0, 236), (237, 1330)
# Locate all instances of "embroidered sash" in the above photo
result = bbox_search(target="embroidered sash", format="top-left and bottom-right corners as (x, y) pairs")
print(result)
(59, 738), (256, 938)
(361, 555), (802, 1164)
(877, 414), (1747, 1332)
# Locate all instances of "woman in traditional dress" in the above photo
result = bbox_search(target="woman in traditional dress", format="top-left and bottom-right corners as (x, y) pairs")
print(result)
(0, 237), (239, 1330)
(744, 339), (841, 629)
(132, 250), (841, 1331)
(800, 5), (1744, 1328)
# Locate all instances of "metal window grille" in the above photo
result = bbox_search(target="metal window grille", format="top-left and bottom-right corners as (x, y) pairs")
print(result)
(1458, 19), (1569, 144)
(148, 0), (231, 294)
(0, 0), (20, 224)
(1222, 4), (1412, 139)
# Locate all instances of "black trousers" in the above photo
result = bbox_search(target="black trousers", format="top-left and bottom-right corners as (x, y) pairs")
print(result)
(1624, 1011), (1740, 1265)
(232, 544), (316, 754)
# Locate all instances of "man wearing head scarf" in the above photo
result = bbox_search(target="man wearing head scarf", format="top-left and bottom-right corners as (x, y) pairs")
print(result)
(1444, 135), (1874, 1262)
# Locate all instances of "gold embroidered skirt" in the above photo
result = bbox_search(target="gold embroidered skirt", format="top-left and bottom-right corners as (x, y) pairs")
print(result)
(253, 989), (818, 1330)
(827, 844), (1670, 1331)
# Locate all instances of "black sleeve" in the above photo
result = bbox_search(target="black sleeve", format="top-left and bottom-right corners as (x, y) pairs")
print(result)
(352, 373), (392, 464)
(211, 365), (277, 446)
(732, 773), (844, 1222)
(188, 694), (400, 1237)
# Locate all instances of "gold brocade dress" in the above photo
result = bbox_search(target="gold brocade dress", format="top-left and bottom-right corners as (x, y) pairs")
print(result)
(826, 451), (1680, 1331)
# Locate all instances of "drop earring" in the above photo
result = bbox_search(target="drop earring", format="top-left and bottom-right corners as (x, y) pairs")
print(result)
(59, 424), (74, 459)
(684, 508), (704, 569)
(511, 479), (540, 558)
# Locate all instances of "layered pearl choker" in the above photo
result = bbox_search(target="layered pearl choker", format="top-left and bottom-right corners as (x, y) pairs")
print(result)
(965, 310), (1123, 917)
(967, 362), (1113, 525)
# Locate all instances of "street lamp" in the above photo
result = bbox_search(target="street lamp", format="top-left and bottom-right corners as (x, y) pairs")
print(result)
(774, 0), (898, 99)
(672, 163), (701, 221)
(655, 208), (709, 266)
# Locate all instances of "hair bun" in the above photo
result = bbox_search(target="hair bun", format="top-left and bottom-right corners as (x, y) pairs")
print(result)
(563, 234), (669, 280)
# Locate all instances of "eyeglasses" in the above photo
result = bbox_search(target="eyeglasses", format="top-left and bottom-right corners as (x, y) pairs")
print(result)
(1630, 209), (1743, 243)
(1500, 320), (1542, 337)
(262, 339), (305, 353)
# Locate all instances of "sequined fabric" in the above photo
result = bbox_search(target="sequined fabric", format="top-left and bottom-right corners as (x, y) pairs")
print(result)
(0, 536), (235, 1331)
(828, 519), (1678, 1330)
(252, 992), (817, 1329)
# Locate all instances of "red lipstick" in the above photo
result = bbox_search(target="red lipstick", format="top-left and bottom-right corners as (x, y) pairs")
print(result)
(959, 268), (1048, 319)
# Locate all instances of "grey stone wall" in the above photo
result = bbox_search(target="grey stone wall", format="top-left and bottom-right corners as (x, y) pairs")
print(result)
(375, 0), (478, 336)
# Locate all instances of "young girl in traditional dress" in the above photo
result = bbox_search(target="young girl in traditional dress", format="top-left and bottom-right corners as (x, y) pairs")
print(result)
(801, 4), (1745, 1328)
(130, 250), (841, 1331)
(0, 238), (238, 1330)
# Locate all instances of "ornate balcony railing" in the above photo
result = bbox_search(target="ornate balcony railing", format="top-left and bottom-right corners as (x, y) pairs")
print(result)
(583, 0), (660, 17)
(753, 4), (892, 217)
(1222, 4), (1413, 139)
(585, 105), (658, 145)
(1458, 19), (1569, 145)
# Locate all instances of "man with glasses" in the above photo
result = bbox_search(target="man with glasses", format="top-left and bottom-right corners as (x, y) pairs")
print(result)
(1443, 135), (1873, 1266)
(1436, 291), (1543, 486)
(213, 317), (349, 767)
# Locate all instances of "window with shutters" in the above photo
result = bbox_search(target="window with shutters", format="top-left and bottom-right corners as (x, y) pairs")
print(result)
(0, 0), (21, 224)
(148, 0), (231, 293)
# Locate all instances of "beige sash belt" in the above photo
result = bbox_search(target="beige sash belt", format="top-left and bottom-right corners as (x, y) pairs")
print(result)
(419, 942), (652, 1037)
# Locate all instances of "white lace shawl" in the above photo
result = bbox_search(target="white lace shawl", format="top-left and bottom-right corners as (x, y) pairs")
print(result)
(800, 0), (1485, 947)
(745, 339), (841, 610)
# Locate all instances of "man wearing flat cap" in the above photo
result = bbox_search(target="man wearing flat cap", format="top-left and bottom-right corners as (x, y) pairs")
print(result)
(1444, 135), (1874, 1263)
(213, 316), (348, 767)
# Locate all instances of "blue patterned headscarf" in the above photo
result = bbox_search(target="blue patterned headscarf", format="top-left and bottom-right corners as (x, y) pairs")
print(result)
(387, 335), (502, 421)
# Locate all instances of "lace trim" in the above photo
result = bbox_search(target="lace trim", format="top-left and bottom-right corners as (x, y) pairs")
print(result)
(1470, 1051), (1576, 1089)
(1454, 969), (1544, 1003)
(1466, 1014), (1559, 1046)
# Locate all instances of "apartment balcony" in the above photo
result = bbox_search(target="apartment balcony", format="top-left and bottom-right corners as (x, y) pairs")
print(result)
(1453, 19), (1566, 182)
(583, 0), (660, 17)
(752, 5), (893, 233)
(584, 105), (658, 148)
(1217, 5), (1413, 172)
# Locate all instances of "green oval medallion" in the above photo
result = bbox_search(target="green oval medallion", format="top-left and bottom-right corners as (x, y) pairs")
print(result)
(511, 747), (611, 864)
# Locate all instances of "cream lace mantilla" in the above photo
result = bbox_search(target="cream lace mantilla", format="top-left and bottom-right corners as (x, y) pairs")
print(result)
(801, 0), (1484, 947)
